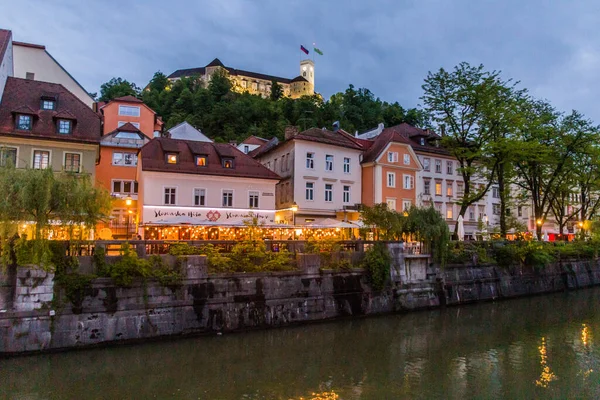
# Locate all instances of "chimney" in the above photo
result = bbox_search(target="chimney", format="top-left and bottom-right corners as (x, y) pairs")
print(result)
(229, 140), (237, 147)
(284, 126), (299, 141)
(332, 121), (340, 132)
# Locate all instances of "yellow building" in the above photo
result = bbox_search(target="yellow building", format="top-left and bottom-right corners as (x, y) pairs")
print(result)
(167, 58), (315, 99)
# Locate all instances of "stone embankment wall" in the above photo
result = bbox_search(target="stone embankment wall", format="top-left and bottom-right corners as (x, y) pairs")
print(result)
(1, 250), (600, 355)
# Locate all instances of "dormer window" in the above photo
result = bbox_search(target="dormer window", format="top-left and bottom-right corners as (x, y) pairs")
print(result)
(195, 155), (207, 166)
(41, 99), (56, 110)
(166, 153), (178, 164)
(16, 114), (32, 131)
(57, 119), (72, 134)
(222, 158), (234, 168)
(420, 138), (425, 145)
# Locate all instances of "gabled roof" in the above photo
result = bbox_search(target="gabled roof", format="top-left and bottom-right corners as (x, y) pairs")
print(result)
(141, 137), (281, 180)
(361, 127), (414, 163)
(167, 121), (212, 142)
(241, 135), (268, 146)
(294, 128), (363, 150)
(291, 76), (309, 83)
(168, 58), (293, 84)
(0, 77), (101, 144)
(115, 122), (142, 133)
(113, 95), (143, 103)
(0, 29), (11, 65)
(206, 58), (225, 68)
(249, 137), (279, 158)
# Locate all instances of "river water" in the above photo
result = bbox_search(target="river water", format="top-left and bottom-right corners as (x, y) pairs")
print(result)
(2, 288), (600, 399)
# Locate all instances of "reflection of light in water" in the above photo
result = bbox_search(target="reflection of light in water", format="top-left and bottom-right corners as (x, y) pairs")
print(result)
(582, 323), (591, 347)
(536, 337), (557, 388)
(578, 323), (594, 380)
(293, 391), (339, 400)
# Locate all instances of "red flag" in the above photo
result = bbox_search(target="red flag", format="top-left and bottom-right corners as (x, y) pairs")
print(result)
(300, 45), (309, 55)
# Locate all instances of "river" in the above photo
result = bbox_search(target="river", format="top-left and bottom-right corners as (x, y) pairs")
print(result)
(2, 287), (600, 399)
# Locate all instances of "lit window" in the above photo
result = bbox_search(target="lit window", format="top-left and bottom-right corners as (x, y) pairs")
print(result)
(58, 119), (72, 134)
(166, 153), (178, 164)
(403, 154), (410, 165)
(435, 182), (442, 196)
(325, 184), (333, 202)
(387, 172), (396, 188)
(306, 152), (314, 169)
(17, 114), (32, 130)
(446, 208), (453, 219)
(194, 188), (206, 206)
(118, 105), (140, 117)
(33, 150), (49, 169)
(343, 185), (350, 203)
(306, 182), (314, 200)
(447, 183), (453, 197)
(164, 187), (176, 205)
(249, 191), (259, 208)
(196, 156), (207, 166)
(41, 100), (55, 110)
(222, 190), (233, 207)
(343, 157), (350, 174)
(325, 155), (333, 171)
(64, 153), (80, 173)
(222, 158), (234, 168)
(0, 147), (17, 167)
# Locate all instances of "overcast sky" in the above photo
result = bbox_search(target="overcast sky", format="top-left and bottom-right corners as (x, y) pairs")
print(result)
(2, 0), (600, 122)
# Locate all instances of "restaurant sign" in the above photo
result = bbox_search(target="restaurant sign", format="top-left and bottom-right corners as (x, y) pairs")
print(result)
(143, 206), (276, 225)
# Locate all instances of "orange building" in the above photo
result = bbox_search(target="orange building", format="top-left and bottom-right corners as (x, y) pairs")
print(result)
(95, 96), (162, 239)
(360, 127), (421, 212)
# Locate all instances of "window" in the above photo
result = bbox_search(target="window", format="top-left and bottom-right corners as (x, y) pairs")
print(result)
(424, 180), (431, 195)
(112, 180), (138, 194)
(325, 184), (333, 202)
(518, 206), (523, 217)
(281, 155), (286, 172)
(113, 152), (138, 166)
(435, 202), (443, 214)
(306, 152), (314, 169)
(423, 158), (430, 171)
(249, 191), (259, 208)
(64, 153), (80, 173)
(386, 198), (396, 211)
(447, 183), (453, 197)
(420, 138), (425, 145)
(446, 161), (453, 175)
(403, 200), (412, 212)
(222, 190), (233, 207)
(387, 172), (396, 188)
(57, 119), (72, 134)
(435, 182), (442, 196)
(387, 152), (398, 163)
(343, 185), (350, 203)
(118, 121), (140, 129)
(16, 114), (32, 130)
(118, 105), (140, 117)
(306, 182), (314, 200)
(493, 204), (501, 215)
(469, 207), (475, 221)
(194, 188), (206, 206)
(25, 72), (34, 80)
(41, 99), (55, 110)
(195, 155), (207, 166)
(492, 187), (500, 198)
(403, 175), (414, 190)
(343, 157), (350, 174)
(0, 147), (17, 167)
(435, 159), (442, 173)
(403, 154), (410, 165)
(457, 182), (464, 196)
(243, 145), (249, 154)
(222, 158), (234, 168)
(325, 155), (333, 171)
(446, 207), (453, 220)
(241, 80), (247, 88)
(33, 150), (49, 169)
(166, 153), (178, 164)
(164, 187), (176, 205)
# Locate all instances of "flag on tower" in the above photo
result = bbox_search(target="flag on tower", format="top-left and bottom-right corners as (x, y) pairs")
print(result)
(314, 47), (323, 56)
(300, 45), (309, 55)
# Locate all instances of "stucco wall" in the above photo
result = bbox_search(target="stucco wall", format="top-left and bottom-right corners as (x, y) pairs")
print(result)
(0, 39), (13, 102)
(101, 101), (159, 137)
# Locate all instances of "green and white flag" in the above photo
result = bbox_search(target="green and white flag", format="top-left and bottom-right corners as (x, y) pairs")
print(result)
(313, 47), (323, 56)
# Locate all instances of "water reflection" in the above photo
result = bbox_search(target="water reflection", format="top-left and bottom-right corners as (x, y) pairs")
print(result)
(2, 288), (600, 399)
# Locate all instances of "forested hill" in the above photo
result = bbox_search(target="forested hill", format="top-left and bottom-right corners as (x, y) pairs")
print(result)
(97, 72), (428, 143)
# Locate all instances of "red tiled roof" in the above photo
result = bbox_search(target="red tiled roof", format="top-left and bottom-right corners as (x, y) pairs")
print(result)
(0, 29), (11, 65)
(141, 137), (281, 180)
(361, 127), (414, 163)
(0, 77), (101, 144)
(294, 128), (363, 150)
(114, 122), (141, 133)
(113, 95), (142, 103)
(241, 135), (268, 146)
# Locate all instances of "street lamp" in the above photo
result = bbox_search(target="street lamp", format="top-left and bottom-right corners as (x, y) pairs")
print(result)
(291, 202), (298, 239)
(536, 219), (543, 226)
(125, 196), (133, 240)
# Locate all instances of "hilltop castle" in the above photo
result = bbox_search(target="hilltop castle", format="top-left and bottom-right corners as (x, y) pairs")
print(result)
(167, 58), (314, 99)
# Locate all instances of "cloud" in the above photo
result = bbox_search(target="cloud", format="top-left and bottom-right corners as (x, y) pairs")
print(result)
(2, 0), (600, 121)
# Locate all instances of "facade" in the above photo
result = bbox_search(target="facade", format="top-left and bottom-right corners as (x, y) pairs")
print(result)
(98, 95), (163, 137)
(0, 77), (101, 175)
(0, 29), (13, 103)
(168, 58), (314, 99)
(167, 121), (212, 142)
(11, 41), (94, 108)
(253, 127), (363, 225)
(360, 127), (422, 212)
(238, 135), (268, 154)
(137, 137), (280, 239)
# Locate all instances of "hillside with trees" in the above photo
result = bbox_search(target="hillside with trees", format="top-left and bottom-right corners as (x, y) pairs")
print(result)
(97, 71), (428, 143)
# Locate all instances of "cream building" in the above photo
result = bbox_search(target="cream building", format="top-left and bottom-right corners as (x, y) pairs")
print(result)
(0, 29), (13, 103)
(168, 58), (315, 99)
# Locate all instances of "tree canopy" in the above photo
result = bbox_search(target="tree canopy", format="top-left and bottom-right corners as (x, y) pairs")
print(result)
(98, 77), (141, 102)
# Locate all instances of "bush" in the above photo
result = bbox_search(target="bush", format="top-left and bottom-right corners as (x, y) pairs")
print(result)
(168, 242), (204, 256)
(361, 242), (391, 291)
(108, 243), (151, 286)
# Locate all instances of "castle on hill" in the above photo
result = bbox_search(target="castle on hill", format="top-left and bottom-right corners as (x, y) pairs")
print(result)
(167, 58), (315, 99)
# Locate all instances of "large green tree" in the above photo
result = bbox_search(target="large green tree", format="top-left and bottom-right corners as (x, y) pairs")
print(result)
(99, 77), (141, 102)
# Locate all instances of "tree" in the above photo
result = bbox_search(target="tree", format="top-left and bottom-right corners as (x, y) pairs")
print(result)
(422, 63), (518, 236)
(270, 80), (283, 101)
(99, 77), (141, 102)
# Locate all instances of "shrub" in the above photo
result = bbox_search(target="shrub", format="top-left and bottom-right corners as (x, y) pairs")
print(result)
(361, 242), (391, 291)
(108, 243), (151, 286)
(168, 242), (203, 256)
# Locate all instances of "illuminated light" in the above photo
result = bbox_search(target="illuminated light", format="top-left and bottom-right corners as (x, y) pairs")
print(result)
(144, 205), (276, 213)
(295, 229), (302, 236)
(536, 219), (543, 226)
(125, 196), (133, 206)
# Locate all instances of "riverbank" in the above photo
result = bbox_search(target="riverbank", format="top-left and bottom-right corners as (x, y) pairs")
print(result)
(1, 254), (600, 356)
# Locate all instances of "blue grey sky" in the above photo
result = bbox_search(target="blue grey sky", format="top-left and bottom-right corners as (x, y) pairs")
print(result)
(2, 0), (600, 121)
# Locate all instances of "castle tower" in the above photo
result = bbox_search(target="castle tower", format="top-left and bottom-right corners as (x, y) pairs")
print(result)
(300, 59), (314, 86)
